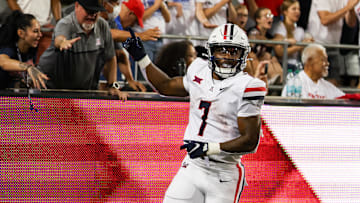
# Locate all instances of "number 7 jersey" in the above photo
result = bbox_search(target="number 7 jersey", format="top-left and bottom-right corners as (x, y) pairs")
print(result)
(182, 58), (267, 163)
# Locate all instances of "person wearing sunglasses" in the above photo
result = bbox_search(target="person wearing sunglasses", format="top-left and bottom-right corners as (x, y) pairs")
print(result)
(38, 0), (128, 100)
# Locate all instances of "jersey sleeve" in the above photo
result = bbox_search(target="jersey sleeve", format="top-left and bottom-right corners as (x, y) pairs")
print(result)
(0, 47), (16, 58)
(237, 78), (267, 117)
(183, 57), (203, 92)
(183, 65), (192, 92)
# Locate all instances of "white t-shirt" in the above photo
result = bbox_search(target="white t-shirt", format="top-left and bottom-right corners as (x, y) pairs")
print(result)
(307, 0), (347, 44)
(17, 0), (53, 26)
(166, 0), (198, 36)
(182, 58), (266, 163)
(196, 0), (228, 38)
(353, 2), (360, 56)
(132, 0), (167, 33)
(281, 70), (345, 99)
(273, 22), (304, 65)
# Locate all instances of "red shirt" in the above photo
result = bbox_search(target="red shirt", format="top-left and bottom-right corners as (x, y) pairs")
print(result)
(245, 0), (284, 16)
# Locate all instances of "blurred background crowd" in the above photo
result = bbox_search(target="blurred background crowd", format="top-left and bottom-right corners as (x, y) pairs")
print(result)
(1, 0), (360, 99)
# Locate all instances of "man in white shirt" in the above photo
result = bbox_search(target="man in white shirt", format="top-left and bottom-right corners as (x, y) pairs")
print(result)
(306, 0), (359, 86)
(282, 44), (345, 99)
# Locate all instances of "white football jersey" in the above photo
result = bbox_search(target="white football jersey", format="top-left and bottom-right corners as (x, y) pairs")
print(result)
(182, 58), (267, 163)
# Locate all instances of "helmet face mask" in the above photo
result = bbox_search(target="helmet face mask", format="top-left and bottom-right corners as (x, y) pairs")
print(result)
(206, 23), (250, 79)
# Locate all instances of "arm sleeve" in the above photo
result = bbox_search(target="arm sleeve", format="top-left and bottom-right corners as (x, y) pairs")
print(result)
(238, 78), (267, 117)
(101, 18), (116, 61)
(54, 19), (72, 39)
(0, 47), (16, 58)
(273, 22), (286, 37)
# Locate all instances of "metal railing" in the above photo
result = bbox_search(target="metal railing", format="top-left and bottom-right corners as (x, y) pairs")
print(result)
(157, 34), (360, 93)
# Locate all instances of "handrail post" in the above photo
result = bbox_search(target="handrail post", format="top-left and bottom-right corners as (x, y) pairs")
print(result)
(282, 42), (289, 87)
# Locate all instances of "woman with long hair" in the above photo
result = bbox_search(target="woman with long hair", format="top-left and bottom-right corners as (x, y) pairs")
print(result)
(247, 7), (283, 85)
(155, 40), (197, 77)
(273, 0), (313, 71)
(0, 10), (48, 89)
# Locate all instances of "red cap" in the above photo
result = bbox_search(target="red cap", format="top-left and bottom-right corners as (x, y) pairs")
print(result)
(123, 0), (144, 28)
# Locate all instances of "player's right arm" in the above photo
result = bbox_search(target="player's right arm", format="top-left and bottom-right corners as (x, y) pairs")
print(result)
(143, 64), (188, 96)
(123, 28), (188, 97)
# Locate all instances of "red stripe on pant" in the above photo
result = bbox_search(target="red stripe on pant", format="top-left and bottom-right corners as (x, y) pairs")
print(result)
(233, 163), (244, 203)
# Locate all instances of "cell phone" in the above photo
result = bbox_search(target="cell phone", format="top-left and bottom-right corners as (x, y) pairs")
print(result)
(264, 64), (268, 74)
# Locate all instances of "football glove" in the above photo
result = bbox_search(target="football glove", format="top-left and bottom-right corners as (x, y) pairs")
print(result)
(123, 28), (147, 61)
(180, 140), (221, 159)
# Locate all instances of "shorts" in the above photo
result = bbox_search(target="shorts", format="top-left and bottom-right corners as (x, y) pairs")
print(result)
(327, 48), (342, 80)
(339, 52), (360, 76)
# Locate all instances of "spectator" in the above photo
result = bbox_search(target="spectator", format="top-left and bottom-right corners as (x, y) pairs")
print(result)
(7, 0), (62, 64)
(132, 0), (171, 61)
(62, 0), (162, 42)
(339, 17), (359, 88)
(281, 44), (345, 99)
(297, 0), (311, 30)
(248, 7), (283, 84)
(195, 0), (237, 45)
(165, 0), (199, 45)
(0, 0), (12, 26)
(307, 0), (359, 86)
(100, 0), (146, 92)
(102, 0), (161, 42)
(38, 0), (128, 100)
(244, 0), (283, 33)
(248, 8), (275, 54)
(232, 4), (249, 31)
(0, 11), (48, 89)
(273, 0), (313, 71)
(124, 23), (266, 202)
(155, 40), (197, 77)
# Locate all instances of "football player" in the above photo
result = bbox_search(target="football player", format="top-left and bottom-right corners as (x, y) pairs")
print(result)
(124, 23), (267, 203)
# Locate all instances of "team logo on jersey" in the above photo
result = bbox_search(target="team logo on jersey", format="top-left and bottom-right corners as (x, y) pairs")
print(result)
(181, 161), (189, 168)
(96, 38), (101, 46)
(193, 76), (203, 84)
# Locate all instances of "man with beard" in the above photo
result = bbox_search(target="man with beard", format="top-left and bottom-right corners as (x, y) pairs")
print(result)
(281, 44), (345, 99)
(38, 0), (128, 100)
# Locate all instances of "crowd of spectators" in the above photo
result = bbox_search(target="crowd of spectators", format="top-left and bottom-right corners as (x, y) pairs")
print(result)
(1, 0), (360, 100)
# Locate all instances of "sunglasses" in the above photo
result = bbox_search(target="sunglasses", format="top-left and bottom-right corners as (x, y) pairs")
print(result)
(264, 13), (274, 19)
(85, 8), (99, 15)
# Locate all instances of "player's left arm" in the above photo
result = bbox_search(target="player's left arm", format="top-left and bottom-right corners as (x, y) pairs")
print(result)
(221, 115), (261, 153)
(221, 79), (266, 153)
(181, 114), (262, 159)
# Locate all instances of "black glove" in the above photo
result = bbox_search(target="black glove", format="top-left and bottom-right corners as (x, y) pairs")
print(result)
(123, 28), (147, 61)
(180, 140), (209, 159)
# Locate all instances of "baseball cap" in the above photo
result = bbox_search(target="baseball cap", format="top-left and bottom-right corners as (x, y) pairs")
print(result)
(77, 0), (106, 12)
(123, 0), (144, 28)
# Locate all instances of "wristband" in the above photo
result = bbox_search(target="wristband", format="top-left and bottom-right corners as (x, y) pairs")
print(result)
(207, 143), (221, 155)
(138, 55), (151, 70)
